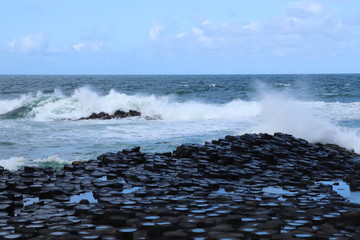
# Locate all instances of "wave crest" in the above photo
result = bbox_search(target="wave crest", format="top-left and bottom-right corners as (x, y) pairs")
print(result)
(0, 87), (260, 121)
(0, 155), (68, 171)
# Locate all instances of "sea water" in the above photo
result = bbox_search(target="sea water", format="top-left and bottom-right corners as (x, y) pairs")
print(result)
(1, 74), (360, 170)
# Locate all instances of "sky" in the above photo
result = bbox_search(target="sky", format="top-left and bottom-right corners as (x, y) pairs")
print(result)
(1, 0), (360, 74)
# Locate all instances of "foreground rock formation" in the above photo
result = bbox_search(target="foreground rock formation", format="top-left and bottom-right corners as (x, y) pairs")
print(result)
(1, 133), (360, 239)
(79, 110), (141, 120)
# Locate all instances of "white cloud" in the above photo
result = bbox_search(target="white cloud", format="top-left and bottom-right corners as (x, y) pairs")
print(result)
(242, 21), (261, 31)
(6, 32), (106, 56)
(202, 20), (212, 26)
(149, 25), (163, 40)
(148, 0), (355, 57)
(287, 1), (323, 18)
(72, 42), (86, 52)
(72, 41), (104, 53)
(87, 41), (104, 52)
(192, 27), (212, 45)
(192, 27), (204, 36)
(7, 33), (47, 53)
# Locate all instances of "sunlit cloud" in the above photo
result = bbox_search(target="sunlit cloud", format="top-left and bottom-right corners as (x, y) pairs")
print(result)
(72, 42), (86, 52)
(7, 33), (47, 53)
(72, 41), (104, 53)
(149, 25), (163, 40)
(147, 0), (355, 57)
(286, 1), (323, 18)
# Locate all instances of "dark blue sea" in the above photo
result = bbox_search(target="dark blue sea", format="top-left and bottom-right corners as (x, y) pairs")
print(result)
(1, 74), (360, 169)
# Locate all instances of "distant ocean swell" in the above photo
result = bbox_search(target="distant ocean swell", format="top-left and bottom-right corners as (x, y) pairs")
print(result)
(1, 86), (360, 154)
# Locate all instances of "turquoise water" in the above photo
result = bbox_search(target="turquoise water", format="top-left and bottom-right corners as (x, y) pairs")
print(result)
(1, 74), (360, 169)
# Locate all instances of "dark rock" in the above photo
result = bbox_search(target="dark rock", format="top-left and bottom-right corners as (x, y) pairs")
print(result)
(131, 146), (141, 153)
(79, 109), (141, 120)
(260, 219), (284, 230)
(39, 187), (66, 199)
(128, 110), (141, 117)
(23, 166), (37, 173)
(117, 227), (137, 239)
(113, 110), (127, 118)
(2, 132), (360, 239)
(163, 231), (189, 240)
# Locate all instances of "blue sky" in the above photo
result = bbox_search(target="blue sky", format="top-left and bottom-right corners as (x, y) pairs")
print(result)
(1, 0), (360, 74)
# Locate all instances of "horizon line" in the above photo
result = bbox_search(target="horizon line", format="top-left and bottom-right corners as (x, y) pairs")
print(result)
(0, 73), (359, 76)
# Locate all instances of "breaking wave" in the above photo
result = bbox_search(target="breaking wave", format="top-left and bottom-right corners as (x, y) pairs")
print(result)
(1, 86), (360, 153)
(0, 155), (69, 171)
(254, 93), (360, 153)
(0, 87), (260, 121)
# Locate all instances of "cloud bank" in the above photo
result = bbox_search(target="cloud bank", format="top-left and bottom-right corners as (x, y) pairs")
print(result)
(1, 0), (359, 74)
(148, 0), (358, 57)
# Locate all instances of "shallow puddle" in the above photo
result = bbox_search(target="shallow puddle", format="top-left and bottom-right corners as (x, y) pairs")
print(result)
(262, 181), (360, 204)
(319, 180), (360, 204)
(68, 191), (98, 203)
(23, 197), (40, 206)
(121, 187), (142, 194)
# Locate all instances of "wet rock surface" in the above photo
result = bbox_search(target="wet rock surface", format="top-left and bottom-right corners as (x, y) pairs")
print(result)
(2, 133), (360, 239)
(79, 110), (141, 120)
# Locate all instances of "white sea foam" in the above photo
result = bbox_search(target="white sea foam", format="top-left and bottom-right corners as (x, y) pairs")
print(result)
(0, 157), (25, 171)
(31, 155), (68, 164)
(0, 95), (29, 114)
(274, 83), (291, 87)
(0, 155), (68, 171)
(209, 83), (223, 87)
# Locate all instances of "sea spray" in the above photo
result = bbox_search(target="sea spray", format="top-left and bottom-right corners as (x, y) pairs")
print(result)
(0, 95), (29, 115)
(0, 157), (25, 171)
(0, 155), (68, 171)
(255, 90), (360, 153)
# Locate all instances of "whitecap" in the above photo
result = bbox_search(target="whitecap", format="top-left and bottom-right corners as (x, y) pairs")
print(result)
(274, 83), (291, 87)
(0, 155), (69, 171)
(0, 157), (25, 171)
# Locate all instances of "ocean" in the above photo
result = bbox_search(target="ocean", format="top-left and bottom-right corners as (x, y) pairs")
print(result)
(1, 74), (360, 170)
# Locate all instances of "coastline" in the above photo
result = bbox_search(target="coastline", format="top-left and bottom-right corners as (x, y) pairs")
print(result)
(1, 133), (360, 239)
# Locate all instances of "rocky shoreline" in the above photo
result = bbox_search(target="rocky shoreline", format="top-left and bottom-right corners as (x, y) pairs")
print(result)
(1, 133), (360, 239)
